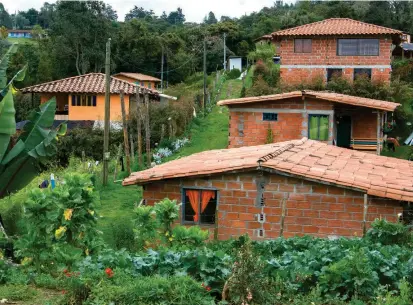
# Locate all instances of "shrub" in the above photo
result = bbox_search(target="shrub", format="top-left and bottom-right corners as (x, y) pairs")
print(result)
(153, 199), (180, 241)
(246, 75), (275, 97)
(133, 205), (158, 250)
(227, 68), (241, 80)
(171, 226), (209, 248)
(87, 275), (215, 305)
(0, 284), (38, 301)
(109, 221), (137, 252)
(366, 219), (411, 246)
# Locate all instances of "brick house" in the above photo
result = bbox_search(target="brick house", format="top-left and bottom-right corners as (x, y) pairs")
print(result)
(218, 90), (399, 153)
(260, 18), (403, 85)
(123, 139), (410, 240)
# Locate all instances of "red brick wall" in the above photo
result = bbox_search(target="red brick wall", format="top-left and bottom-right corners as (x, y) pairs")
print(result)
(277, 37), (393, 85)
(142, 171), (402, 240)
(228, 97), (334, 148)
(351, 110), (377, 138)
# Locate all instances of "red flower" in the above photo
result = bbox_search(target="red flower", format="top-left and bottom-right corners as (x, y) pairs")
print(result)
(61, 289), (67, 295)
(206, 286), (211, 291)
(105, 267), (114, 278)
(63, 269), (68, 273)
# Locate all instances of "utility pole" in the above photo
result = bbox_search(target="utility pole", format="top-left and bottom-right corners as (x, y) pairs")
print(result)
(120, 90), (131, 175)
(223, 32), (226, 71)
(102, 38), (111, 186)
(203, 38), (207, 111)
(161, 45), (164, 92)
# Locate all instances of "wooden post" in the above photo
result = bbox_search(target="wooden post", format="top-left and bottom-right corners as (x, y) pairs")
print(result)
(279, 198), (287, 237)
(362, 194), (369, 236)
(376, 111), (381, 156)
(102, 38), (111, 186)
(113, 144), (122, 181)
(144, 91), (151, 167)
(120, 90), (131, 175)
(160, 124), (165, 142)
(130, 134), (135, 164)
(136, 87), (143, 169)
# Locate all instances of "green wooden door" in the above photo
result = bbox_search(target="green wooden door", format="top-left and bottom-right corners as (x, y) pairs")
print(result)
(336, 116), (351, 148)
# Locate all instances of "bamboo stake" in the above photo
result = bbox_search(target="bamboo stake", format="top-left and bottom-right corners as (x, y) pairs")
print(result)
(144, 91), (151, 167)
(279, 198), (287, 237)
(363, 194), (369, 236)
(136, 87), (143, 168)
(120, 90), (131, 175)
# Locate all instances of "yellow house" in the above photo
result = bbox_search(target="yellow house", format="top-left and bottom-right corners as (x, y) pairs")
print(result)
(21, 73), (161, 121)
(112, 72), (161, 90)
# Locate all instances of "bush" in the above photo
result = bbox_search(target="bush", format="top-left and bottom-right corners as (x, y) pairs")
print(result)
(109, 221), (137, 252)
(227, 68), (241, 80)
(246, 75), (275, 96)
(366, 219), (412, 245)
(171, 226), (209, 248)
(87, 275), (215, 305)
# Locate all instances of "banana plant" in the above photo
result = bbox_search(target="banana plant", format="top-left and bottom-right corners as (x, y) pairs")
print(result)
(0, 46), (67, 201)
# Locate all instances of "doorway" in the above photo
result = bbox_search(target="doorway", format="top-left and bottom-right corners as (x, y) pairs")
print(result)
(336, 116), (352, 148)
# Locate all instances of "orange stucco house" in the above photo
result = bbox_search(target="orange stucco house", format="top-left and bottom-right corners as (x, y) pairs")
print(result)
(257, 18), (403, 86)
(113, 72), (161, 90)
(21, 73), (166, 121)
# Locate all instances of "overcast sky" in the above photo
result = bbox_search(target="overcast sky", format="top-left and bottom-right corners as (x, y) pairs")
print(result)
(2, 0), (291, 22)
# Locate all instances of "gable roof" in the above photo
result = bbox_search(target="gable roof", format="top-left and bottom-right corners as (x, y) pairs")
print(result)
(271, 18), (402, 37)
(123, 138), (413, 202)
(113, 72), (161, 82)
(21, 73), (159, 96)
(217, 90), (400, 112)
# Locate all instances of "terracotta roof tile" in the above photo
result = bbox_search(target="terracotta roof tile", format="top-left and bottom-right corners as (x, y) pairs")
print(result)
(271, 18), (402, 37)
(218, 90), (400, 112)
(21, 73), (159, 95)
(124, 138), (413, 202)
(113, 72), (161, 82)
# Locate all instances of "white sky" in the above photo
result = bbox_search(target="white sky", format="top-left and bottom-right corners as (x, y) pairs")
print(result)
(2, 0), (291, 22)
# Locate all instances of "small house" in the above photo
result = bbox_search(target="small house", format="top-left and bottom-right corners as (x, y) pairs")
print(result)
(20, 73), (174, 122)
(123, 138), (410, 240)
(227, 56), (242, 72)
(261, 18), (403, 85)
(113, 72), (161, 90)
(217, 90), (399, 154)
(8, 29), (32, 38)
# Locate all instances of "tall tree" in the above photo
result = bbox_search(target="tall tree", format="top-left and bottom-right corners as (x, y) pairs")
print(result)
(167, 7), (185, 25)
(204, 11), (218, 25)
(125, 6), (154, 21)
(0, 3), (12, 28)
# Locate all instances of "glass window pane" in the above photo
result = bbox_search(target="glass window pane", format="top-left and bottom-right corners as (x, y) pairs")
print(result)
(327, 69), (343, 82)
(309, 116), (319, 140)
(359, 39), (379, 56)
(354, 68), (372, 80)
(294, 39), (303, 53)
(87, 96), (92, 106)
(319, 116), (329, 141)
(302, 39), (312, 53)
(200, 190), (217, 225)
(338, 39), (358, 56)
(76, 95), (81, 106)
(92, 96), (97, 106)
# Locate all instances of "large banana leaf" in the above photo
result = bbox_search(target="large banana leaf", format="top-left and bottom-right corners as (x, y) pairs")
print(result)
(0, 43), (18, 91)
(0, 89), (15, 162)
(0, 99), (67, 198)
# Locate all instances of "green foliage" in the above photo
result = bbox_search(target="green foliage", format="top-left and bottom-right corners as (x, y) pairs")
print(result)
(87, 275), (215, 305)
(376, 280), (413, 305)
(227, 68), (241, 80)
(133, 205), (158, 249)
(224, 237), (275, 304)
(366, 218), (412, 246)
(248, 44), (276, 65)
(171, 226), (209, 248)
(153, 198), (180, 238)
(15, 173), (101, 270)
(0, 284), (38, 301)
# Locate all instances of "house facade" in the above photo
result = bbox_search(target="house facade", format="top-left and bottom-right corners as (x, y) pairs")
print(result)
(123, 139), (410, 240)
(263, 18), (403, 85)
(8, 29), (32, 38)
(113, 72), (161, 90)
(218, 90), (399, 154)
(21, 73), (160, 121)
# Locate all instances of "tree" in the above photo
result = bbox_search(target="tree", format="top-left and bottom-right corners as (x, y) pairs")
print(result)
(167, 7), (185, 25)
(0, 3), (12, 28)
(204, 11), (218, 25)
(0, 26), (8, 39)
(31, 24), (44, 39)
(12, 13), (30, 29)
(125, 6), (154, 21)
(104, 4), (118, 21)
(20, 8), (39, 26)
(50, 1), (114, 75)
(38, 2), (56, 29)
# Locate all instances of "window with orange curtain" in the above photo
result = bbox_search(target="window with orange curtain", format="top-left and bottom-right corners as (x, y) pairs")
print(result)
(183, 189), (217, 225)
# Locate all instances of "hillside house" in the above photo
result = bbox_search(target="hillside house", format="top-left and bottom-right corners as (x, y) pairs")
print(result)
(123, 138), (411, 240)
(8, 29), (32, 38)
(113, 72), (161, 90)
(21, 73), (169, 122)
(260, 18), (403, 85)
(218, 90), (399, 154)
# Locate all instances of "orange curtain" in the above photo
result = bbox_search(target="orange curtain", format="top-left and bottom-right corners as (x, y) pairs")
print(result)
(186, 190), (200, 222)
(201, 190), (215, 214)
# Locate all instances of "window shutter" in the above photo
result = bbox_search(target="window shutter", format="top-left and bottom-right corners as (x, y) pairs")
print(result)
(294, 39), (303, 53)
(302, 39), (312, 53)
(71, 95), (75, 106)
(92, 96), (97, 106)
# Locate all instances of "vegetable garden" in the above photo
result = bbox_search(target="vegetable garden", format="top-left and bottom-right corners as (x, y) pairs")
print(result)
(1, 172), (413, 304)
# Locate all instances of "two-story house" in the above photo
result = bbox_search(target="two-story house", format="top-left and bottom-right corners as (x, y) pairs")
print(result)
(261, 18), (403, 85)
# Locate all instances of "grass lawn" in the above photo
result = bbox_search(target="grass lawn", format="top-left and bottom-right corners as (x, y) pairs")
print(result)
(219, 78), (243, 101)
(7, 37), (37, 45)
(381, 145), (412, 160)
